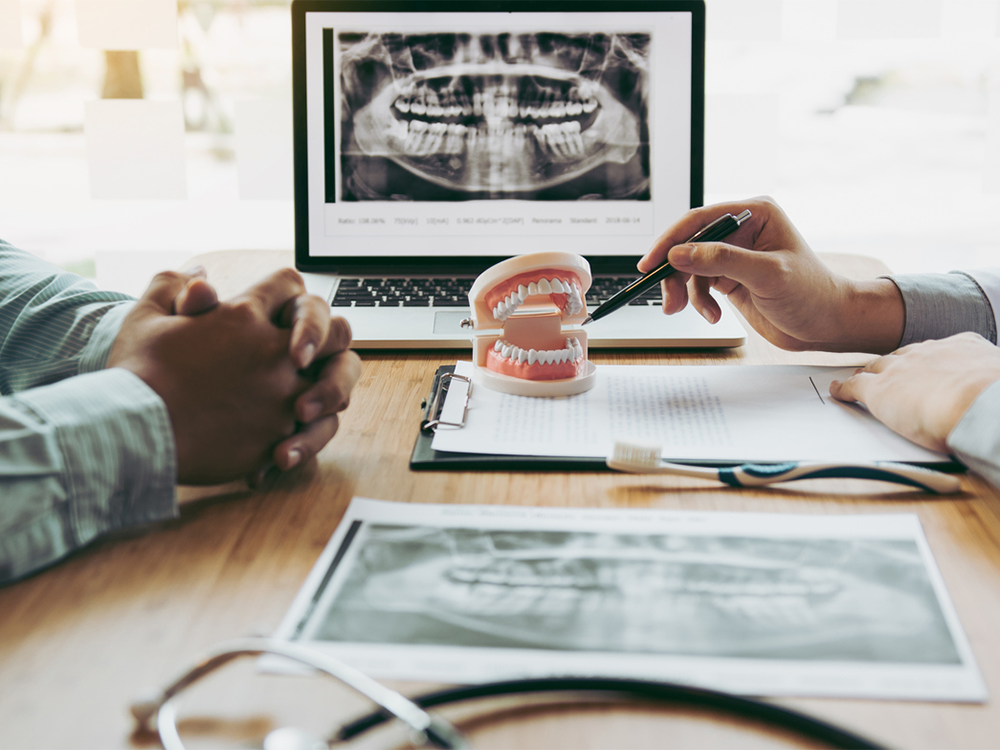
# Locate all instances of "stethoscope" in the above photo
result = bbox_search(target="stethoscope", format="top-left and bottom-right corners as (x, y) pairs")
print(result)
(131, 637), (885, 750)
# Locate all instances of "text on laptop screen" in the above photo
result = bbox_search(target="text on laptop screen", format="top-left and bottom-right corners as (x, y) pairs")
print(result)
(302, 8), (698, 260)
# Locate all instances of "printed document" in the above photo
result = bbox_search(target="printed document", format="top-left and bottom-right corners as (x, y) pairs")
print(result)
(430, 361), (948, 463)
(271, 498), (986, 701)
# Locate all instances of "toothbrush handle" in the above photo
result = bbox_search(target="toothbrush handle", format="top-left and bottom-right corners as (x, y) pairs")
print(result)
(717, 461), (961, 494)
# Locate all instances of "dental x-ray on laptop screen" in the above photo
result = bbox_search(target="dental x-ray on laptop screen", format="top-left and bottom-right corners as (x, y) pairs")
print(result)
(292, 0), (744, 348)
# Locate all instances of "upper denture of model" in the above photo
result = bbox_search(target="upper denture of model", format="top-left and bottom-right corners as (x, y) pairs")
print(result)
(483, 269), (587, 381)
(485, 269), (585, 321)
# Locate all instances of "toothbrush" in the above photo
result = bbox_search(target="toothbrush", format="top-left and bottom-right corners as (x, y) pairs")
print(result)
(607, 440), (961, 495)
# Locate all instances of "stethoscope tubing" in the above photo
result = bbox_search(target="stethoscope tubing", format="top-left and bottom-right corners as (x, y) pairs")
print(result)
(336, 676), (885, 750)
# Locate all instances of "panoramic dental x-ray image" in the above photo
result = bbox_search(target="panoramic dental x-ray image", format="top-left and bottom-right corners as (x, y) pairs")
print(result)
(338, 30), (651, 201)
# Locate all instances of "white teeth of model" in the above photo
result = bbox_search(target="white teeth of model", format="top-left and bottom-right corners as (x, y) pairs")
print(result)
(527, 349), (538, 365)
(517, 284), (528, 302)
(567, 101), (582, 116)
(507, 292), (518, 310)
(501, 343), (512, 358)
(582, 98), (597, 113)
(549, 278), (565, 293)
(538, 278), (552, 294)
(518, 348), (528, 364)
(527, 281), (539, 295)
(550, 101), (566, 118)
(494, 339), (503, 351)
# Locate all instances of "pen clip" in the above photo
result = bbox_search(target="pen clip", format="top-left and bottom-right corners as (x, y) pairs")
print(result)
(685, 213), (733, 243)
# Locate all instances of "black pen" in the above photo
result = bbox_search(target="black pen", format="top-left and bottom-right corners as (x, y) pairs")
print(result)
(582, 209), (752, 325)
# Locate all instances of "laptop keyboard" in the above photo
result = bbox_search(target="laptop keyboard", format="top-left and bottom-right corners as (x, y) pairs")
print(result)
(331, 276), (664, 308)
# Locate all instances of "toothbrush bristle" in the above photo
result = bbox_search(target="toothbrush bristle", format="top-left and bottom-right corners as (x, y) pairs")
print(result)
(609, 440), (663, 468)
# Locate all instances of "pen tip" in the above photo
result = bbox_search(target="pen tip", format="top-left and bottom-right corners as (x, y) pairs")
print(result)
(582, 316), (593, 326)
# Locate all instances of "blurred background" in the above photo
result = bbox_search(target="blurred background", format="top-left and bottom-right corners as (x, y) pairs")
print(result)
(0, 0), (998, 295)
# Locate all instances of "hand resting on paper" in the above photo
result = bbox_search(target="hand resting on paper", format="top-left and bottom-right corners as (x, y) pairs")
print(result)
(829, 333), (1000, 453)
(637, 196), (906, 354)
(108, 267), (362, 485)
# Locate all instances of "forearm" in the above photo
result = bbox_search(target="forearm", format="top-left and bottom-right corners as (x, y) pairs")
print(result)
(0, 240), (134, 393)
(831, 278), (905, 354)
(947, 380), (1000, 493)
(0, 369), (177, 584)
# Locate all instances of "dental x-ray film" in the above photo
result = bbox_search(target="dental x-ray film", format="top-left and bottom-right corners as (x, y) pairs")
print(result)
(341, 30), (650, 202)
(271, 499), (986, 702)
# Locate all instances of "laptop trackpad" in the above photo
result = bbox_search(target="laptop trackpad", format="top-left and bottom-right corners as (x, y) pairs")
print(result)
(433, 310), (471, 334)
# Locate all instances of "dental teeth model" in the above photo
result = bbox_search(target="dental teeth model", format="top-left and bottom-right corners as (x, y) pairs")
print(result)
(466, 251), (597, 397)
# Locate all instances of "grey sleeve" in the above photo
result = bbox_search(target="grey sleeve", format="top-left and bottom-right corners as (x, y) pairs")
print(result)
(887, 272), (997, 346)
(947, 380), (1000, 493)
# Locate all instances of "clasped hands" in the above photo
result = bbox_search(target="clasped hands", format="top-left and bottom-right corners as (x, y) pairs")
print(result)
(107, 267), (362, 485)
(639, 196), (1000, 453)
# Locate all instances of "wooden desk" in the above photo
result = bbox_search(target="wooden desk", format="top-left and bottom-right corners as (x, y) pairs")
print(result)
(1, 252), (998, 749)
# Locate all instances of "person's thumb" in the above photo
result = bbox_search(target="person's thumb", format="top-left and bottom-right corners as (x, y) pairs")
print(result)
(135, 267), (208, 315)
(667, 242), (777, 290)
(175, 277), (219, 316)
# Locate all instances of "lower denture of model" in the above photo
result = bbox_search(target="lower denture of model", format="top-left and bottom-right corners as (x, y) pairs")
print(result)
(483, 269), (587, 381)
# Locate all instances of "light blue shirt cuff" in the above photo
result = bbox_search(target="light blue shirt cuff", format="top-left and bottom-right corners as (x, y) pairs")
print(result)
(887, 272), (997, 346)
(1, 369), (177, 581)
(947, 379), (1000, 492)
(79, 301), (135, 374)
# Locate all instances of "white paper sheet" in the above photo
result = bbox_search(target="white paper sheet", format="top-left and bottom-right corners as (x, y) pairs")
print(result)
(430, 360), (949, 464)
(269, 498), (986, 702)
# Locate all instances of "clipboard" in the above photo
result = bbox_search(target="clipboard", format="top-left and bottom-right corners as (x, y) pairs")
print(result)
(409, 365), (606, 471)
(410, 366), (965, 473)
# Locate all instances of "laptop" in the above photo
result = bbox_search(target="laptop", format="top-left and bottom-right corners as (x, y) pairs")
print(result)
(292, 0), (745, 349)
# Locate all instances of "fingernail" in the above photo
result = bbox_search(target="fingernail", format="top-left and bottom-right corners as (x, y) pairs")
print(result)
(670, 245), (694, 267)
(285, 449), (302, 469)
(301, 400), (321, 422)
(184, 265), (206, 277)
(249, 461), (275, 488)
(298, 342), (316, 369)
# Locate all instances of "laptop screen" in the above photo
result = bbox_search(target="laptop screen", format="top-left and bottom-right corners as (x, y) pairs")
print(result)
(293, 1), (705, 275)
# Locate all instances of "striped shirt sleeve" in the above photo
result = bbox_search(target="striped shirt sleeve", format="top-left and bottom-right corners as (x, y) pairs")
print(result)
(0, 240), (177, 583)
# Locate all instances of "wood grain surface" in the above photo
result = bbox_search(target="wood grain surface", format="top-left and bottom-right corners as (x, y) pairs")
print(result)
(0, 251), (997, 749)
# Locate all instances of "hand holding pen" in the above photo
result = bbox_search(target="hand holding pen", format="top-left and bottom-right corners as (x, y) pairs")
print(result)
(583, 209), (752, 325)
(633, 197), (906, 355)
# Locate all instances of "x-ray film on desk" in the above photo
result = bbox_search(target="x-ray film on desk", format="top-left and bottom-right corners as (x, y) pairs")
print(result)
(272, 499), (985, 702)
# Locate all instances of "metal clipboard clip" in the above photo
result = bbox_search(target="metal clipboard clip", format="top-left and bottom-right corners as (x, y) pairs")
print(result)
(420, 371), (473, 434)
